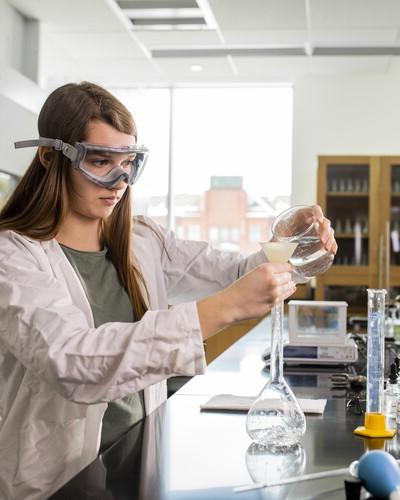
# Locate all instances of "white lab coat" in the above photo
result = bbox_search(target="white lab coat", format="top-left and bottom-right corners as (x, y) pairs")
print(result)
(0, 217), (266, 499)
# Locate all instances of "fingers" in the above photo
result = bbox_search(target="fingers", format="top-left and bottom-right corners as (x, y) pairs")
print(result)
(313, 205), (338, 255)
(282, 283), (297, 301)
(311, 204), (324, 223)
(319, 218), (337, 254)
(260, 263), (296, 304)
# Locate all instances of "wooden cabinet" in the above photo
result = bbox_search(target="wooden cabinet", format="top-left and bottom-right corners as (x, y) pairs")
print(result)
(316, 155), (400, 313)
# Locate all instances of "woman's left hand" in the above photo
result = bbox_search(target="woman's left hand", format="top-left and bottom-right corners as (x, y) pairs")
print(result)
(312, 205), (338, 254)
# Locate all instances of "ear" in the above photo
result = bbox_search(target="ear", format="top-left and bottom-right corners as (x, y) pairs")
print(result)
(38, 146), (53, 169)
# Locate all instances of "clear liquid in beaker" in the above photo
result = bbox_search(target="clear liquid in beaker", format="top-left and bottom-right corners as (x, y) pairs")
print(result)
(289, 235), (334, 281)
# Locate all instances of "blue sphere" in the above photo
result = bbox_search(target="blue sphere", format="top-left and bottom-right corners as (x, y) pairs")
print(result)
(357, 450), (400, 498)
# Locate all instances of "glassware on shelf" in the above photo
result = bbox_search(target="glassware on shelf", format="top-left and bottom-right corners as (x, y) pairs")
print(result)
(270, 205), (334, 283)
(354, 289), (395, 438)
(246, 241), (306, 449)
(339, 178), (346, 192)
(335, 218), (343, 234)
(344, 218), (353, 234)
(346, 178), (354, 192)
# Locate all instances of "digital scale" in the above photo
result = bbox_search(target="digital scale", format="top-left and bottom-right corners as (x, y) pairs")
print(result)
(262, 300), (358, 366)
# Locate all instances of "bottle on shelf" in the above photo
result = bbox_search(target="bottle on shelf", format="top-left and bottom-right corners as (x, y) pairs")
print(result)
(346, 178), (354, 192)
(335, 219), (343, 234)
(385, 306), (395, 339)
(339, 178), (346, 192)
(344, 218), (353, 234)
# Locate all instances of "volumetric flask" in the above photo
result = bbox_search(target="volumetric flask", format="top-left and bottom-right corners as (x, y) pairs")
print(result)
(246, 241), (306, 449)
(271, 205), (334, 283)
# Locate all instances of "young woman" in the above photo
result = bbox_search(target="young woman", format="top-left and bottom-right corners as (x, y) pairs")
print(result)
(0, 82), (336, 499)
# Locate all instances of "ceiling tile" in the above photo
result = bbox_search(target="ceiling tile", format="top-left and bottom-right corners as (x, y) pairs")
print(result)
(208, 0), (307, 29)
(310, 0), (400, 29)
(312, 28), (400, 44)
(154, 56), (235, 80)
(233, 56), (309, 80)
(135, 29), (221, 46)
(309, 56), (391, 74)
(221, 29), (308, 45)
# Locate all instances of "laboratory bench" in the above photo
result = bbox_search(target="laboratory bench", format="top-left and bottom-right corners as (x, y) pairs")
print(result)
(50, 318), (397, 500)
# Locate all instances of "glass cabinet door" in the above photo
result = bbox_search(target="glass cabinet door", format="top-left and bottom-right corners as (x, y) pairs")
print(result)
(325, 162), (370, 267)
(316, 156), (380, 313)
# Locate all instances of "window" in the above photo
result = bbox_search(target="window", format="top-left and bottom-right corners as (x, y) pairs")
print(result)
(113, 86), (293, 253)
(209, 227), (218, 241)
(187, 224), (200, 240)
(0, 171), (19, 210)
(111, 87), (170, 226)
(176, 225), (185, 239)
(173, 87), (292, 254)
(249, 224), (262, 243)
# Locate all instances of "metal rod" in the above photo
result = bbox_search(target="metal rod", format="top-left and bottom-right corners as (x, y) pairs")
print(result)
(234, 467), (350, 493)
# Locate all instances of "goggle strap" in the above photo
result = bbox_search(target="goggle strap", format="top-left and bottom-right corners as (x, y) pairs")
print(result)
(14, 138), (78, 162)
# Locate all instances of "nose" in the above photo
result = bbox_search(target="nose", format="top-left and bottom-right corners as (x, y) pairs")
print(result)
(108, 178), (128, 191)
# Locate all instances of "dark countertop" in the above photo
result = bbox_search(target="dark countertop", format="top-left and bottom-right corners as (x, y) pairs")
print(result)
(50, 318), (398, 500)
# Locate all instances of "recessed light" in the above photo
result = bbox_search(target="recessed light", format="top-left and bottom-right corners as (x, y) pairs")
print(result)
(190, 64), (203, 72)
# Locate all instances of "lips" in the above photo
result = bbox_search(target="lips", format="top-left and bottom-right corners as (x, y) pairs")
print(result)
(100, 196), (119, 206)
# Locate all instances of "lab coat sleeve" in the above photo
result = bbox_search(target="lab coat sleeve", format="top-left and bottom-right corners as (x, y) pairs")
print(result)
(137, 217), (267, 302)
(0, 232), (206, 405)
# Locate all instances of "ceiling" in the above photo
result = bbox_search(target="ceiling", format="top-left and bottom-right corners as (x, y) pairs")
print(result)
(7, 0), (400, 89)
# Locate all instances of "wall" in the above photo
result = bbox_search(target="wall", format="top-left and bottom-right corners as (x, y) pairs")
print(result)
(291, 74), (400, 206)
(0, 0), (43, 177)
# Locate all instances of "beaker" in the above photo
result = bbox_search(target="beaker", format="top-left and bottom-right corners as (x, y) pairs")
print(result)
(271, 205), (334, 283)
(246, 241), (306, 448)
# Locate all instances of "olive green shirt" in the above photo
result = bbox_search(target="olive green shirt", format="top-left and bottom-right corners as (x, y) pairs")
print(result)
(60, 244), (145, 451)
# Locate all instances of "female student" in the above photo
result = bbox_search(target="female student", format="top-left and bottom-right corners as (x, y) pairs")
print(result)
(0, 81), (336, 499)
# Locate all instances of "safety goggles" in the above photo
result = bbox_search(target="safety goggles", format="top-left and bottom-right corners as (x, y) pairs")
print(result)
(14, 137), (149, 188)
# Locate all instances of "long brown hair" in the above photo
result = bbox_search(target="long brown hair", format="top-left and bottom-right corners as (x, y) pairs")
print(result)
(0, 81), (148, 319)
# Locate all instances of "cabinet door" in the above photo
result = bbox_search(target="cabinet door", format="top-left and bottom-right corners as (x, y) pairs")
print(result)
(316, 156), (380, 313)
(379, 157), (400, 296)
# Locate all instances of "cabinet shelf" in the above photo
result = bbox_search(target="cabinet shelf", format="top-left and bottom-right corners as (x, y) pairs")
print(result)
(327, 192), (369, 197)
(335, 233), (369, 239)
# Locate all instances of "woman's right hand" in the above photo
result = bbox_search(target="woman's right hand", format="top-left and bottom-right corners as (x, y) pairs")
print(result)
(197, 263), (296, 339)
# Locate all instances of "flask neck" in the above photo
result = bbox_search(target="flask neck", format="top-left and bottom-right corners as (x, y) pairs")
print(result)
(270, 301), (284, 382)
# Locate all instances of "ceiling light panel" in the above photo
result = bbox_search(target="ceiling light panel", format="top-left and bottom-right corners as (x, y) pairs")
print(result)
(116, 0), (209, 30)
(313, 46), (400, 56)
(152, 46), (306, 58)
